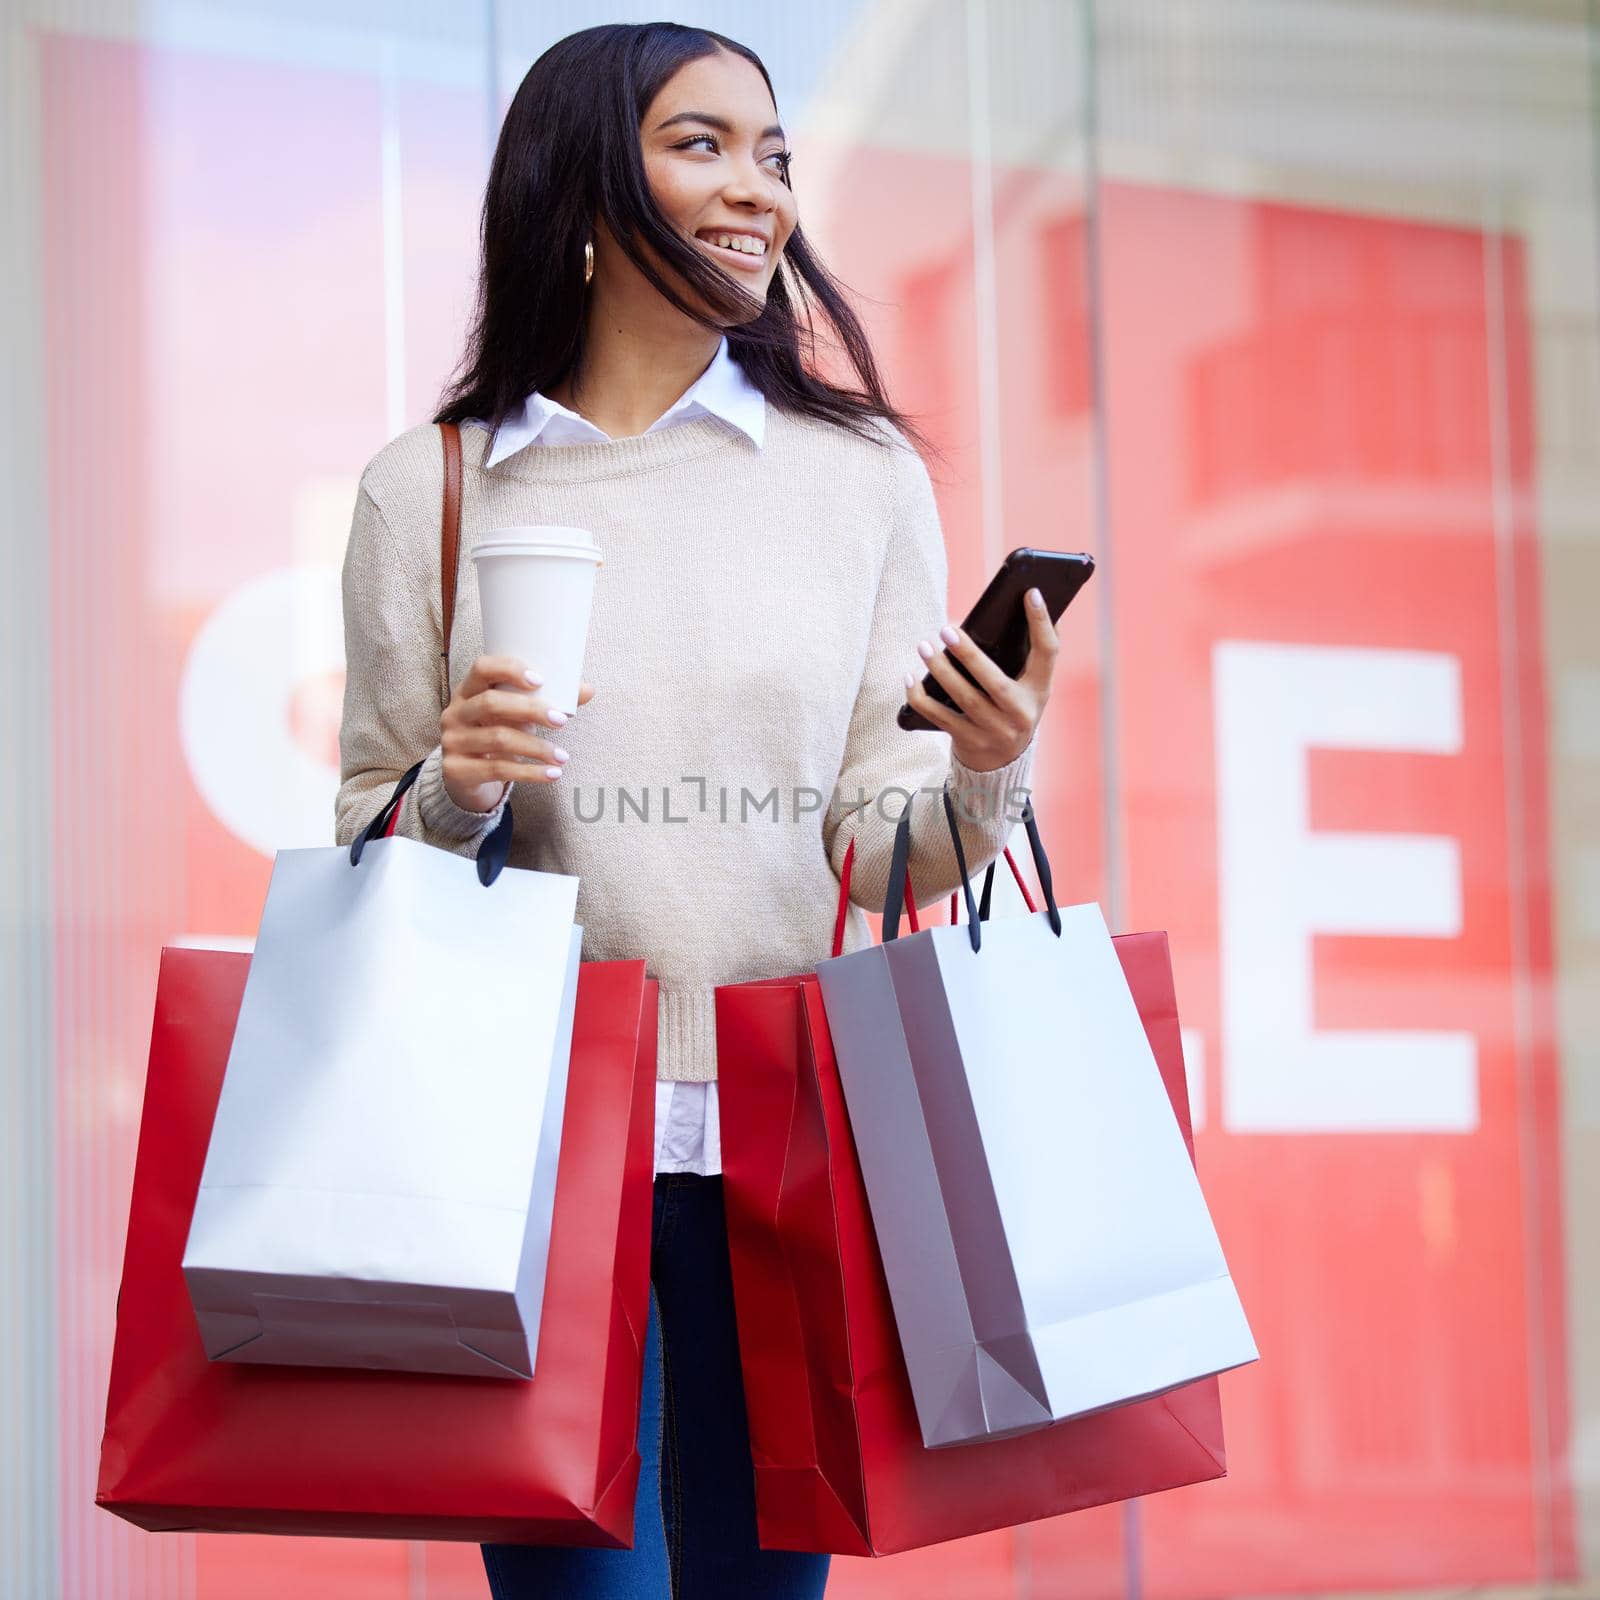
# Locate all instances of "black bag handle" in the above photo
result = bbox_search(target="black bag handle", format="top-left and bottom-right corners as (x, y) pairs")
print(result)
(883, 785), (1062, 951)
(884, 792), (971, 946)
(978, 858), (996, 921)
(348, 760), (515, 886)
(883, 789), (983, 948)
(881, 796), (919, 942)
(998, 806), (1062, 934)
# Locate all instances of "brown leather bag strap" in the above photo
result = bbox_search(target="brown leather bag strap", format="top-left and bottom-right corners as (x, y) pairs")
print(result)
(438, 421), (463, 706)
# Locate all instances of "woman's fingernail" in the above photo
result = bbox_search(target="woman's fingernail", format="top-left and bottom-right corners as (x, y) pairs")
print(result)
(550, 748), (569, 763)
(940, 625), (960, 646)
(548, 709), (568, 726)
(1028, 588), (1044, 609)
(544, 767), (563, 780)
(917, 640), (934, 660)
(524, 669), (543, 685)
(904, 672), (915, 690)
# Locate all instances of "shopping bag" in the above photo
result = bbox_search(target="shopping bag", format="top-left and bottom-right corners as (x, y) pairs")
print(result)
(181, 761), (581, 1379)
(814, 791), (1257, 1446)
(717, 835), (1239, 1554)
(97, 945), (656, 1543)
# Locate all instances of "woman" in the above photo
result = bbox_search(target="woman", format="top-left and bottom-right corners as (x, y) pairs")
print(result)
(336, 20), (1060, 1599)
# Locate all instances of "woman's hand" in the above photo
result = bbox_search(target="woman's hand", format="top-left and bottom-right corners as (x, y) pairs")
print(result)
(441, 655), (596, 814)
(902, 588), (1059, 773)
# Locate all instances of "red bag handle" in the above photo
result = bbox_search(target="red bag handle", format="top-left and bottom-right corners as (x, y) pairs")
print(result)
(949, 847), (1037, 924)
(832, 834), (920, 959)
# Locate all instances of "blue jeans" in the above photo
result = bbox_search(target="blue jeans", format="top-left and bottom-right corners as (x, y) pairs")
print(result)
(482, 1174), (831, 1599)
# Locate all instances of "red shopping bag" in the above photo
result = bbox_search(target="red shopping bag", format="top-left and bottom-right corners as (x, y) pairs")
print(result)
(716, 841), (1227, 1555)
(97, 947), (656, 1544)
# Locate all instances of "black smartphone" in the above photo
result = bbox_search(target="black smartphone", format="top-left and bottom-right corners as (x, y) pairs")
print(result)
(897, 547), (1095, 732)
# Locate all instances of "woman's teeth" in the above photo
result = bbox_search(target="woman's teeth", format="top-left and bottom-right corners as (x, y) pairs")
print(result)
(699, 232), (766, 257)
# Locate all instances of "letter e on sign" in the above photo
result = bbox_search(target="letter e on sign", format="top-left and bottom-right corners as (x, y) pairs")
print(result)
(1213, 641), (1476, 1134)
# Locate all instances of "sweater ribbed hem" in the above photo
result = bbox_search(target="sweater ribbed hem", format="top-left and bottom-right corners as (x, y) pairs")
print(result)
(656, 982), (719, 1083)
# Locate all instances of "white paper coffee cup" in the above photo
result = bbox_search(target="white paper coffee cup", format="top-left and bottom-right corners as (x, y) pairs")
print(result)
(471, 525), (604, 716)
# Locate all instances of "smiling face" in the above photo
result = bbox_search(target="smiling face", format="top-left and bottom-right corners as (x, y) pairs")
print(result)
(634, 48), (799, 322)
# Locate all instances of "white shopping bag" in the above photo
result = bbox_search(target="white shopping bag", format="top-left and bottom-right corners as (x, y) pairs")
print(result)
(182, 761), (581, 1380)
(816, 790), (1258, 1447)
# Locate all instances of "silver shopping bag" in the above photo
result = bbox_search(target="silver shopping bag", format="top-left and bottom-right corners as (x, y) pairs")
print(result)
(815, 790), (1257, 1448)
(182, 760), (581, 1380)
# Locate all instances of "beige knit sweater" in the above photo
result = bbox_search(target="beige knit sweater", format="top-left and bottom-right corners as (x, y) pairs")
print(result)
(335, 406), (1035, 1081)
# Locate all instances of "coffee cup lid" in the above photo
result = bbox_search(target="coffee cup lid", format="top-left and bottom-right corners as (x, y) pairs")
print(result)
(471, 525), (602, 564)
(478, 524), (596, 548)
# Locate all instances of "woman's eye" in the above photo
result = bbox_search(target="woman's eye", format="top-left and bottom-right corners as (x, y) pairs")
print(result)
(672, 135), (791, 177)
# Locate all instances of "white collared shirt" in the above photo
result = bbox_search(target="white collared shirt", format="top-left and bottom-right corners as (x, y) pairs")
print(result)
(482, 334), (765, 467)
(475, 337), (760, 1177)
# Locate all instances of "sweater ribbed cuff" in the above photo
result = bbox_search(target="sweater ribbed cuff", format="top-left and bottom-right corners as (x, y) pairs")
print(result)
(414, 742), (510, 844)
(945, 735), (1036, 826)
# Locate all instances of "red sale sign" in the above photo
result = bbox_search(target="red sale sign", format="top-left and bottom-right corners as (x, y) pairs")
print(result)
(819, 171), (1573, 1597)
(1094, 186), (1570, 1595)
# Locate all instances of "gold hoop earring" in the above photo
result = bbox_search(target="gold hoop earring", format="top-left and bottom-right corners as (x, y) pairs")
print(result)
(583, 239), (595, 286)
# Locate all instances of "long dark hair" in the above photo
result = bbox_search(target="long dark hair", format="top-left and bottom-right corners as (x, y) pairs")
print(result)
(433, 22), (933, 458)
